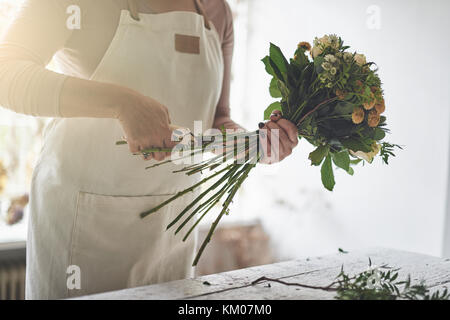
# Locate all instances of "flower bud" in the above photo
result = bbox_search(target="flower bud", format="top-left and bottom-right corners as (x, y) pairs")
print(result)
(368, 109), (380, 127)
(352, 106), (365, 124)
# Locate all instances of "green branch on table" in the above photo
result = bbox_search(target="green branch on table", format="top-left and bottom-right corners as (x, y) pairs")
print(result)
(251, 260), (450, 300)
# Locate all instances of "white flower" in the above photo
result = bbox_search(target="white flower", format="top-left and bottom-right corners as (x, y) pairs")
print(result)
(324, 54), (337, 64)
(354, 53), (367, 66)
(349, 143), (381, 163)
(319, 35), (331, 46)
(322, 62), (332, 71)
(311, 46), (323, 58)
(329, 34), (339, 49)
(330, 67), (337, 75)
(343, 52), (353, 63)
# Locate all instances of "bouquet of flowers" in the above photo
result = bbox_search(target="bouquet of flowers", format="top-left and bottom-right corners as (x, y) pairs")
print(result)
(118, 34), (401, 265)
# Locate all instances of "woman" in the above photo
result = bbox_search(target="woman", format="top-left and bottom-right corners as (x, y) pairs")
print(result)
(0, 0), (298, 299)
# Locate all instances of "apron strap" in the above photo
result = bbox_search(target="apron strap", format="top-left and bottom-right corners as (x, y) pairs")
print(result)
(127, 0), (211, 30)
(194, 0), (211, 30)
(127, 0), (140, 21)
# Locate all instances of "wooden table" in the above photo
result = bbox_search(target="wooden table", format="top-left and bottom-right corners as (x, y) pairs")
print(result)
(77, 248), (450, 300)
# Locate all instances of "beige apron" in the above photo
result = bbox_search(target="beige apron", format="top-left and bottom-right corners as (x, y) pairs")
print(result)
(26, 0), (223, 299)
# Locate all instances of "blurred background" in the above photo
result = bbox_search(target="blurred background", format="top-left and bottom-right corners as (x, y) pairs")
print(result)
(1, 0), (450, 299)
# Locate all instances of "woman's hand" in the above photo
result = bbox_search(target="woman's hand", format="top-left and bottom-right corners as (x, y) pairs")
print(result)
(259, 110), (298, 164)
(117, 93), (176, 161)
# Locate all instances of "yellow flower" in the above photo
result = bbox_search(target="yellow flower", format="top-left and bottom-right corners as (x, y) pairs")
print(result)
(368, 109), (381, 127)
(352, 106), (365, 124)
(349, 143), (381, 163)
(298, 42), (311, 51)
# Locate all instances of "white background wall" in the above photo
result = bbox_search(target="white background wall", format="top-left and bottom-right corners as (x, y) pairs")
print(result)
(223, 0), (450, 259)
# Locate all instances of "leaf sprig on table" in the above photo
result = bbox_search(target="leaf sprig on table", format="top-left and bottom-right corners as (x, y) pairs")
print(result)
(334, 261), (450, 300)
(252, 259), (450, 300)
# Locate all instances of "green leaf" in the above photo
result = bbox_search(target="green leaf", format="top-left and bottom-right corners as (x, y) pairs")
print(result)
(314, 56), (325, 73)
(332, 150), (350, 172)
(309, 145), (329, 166)
(264, 102), (282, 120)
(269, 58), (285, 83)
(261, 56), (274, 76)
(342, 137), (372, 153)
(321, 155), (335, 191)
(373, 128), (386, 141)
(269, 43), (288, 75)
(334, 101), (354, 115)
(347, 167), (354, 175)
(269, 77), (282, 98)
(293, 49), (310, 68)
(350, 158), (362, 165)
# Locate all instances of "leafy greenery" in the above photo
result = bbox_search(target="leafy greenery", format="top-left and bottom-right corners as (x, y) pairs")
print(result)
(252, 259), (450, 300)
(321, 154), (336, 191)
(334, 261), (450, 300)
(262, 35), (401, 189)
(308, 145), (329, 166)
(380, 142), (403, 165)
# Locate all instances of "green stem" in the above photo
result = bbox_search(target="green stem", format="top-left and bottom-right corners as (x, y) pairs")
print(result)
(140, 164), (233, 218)
(192, 163), (255, 266)
(166, 165), (241, 230)
(174, 162), (251, 234)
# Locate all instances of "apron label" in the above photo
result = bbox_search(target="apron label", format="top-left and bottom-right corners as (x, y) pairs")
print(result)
(175, 34), (200, 54)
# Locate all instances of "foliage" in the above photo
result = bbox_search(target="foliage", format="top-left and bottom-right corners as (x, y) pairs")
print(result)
(334, 260), (450, 300)
(262, 35), (401, 190)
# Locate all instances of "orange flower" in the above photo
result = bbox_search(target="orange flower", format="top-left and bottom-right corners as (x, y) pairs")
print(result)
(368, 109), (380, 127)
(298, 42), (312, 51)
(355, 80), (366, 94)
(375, 98), (385, 114)
(363, 92), (376, 110)
(352, 106), (365, 124)
(370, 86), (380, 93)
(335, 89), (346, 100)
(363, 100), (376, 110)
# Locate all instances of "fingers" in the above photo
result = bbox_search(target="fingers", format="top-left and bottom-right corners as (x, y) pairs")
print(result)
(266, 121), (290, 160)
(128, 141), (140, 154)
(259, 123), (275, 164)
(276, 119), (299, 146)
(153, 151), (166, 161)
(259, 114), (298, 164)
(270, 109), (282, 122)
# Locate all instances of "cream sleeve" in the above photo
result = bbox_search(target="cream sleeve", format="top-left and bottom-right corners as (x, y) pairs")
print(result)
(0, 0), (72, 117)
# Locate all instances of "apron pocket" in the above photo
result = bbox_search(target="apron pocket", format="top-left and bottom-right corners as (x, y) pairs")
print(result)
(68, 191), (197, 297)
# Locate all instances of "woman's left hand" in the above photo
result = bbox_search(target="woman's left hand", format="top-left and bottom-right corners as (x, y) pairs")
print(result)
(259, 110), (298, 164)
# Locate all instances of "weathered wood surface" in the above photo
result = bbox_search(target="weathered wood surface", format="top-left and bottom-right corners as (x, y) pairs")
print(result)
(76, 248), (450, 300)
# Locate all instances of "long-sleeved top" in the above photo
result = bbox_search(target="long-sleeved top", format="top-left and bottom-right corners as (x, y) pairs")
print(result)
(0, 0), (234, 118)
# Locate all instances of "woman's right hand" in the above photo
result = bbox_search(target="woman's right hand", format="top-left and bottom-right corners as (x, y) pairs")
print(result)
(117, 92), (177, 161)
